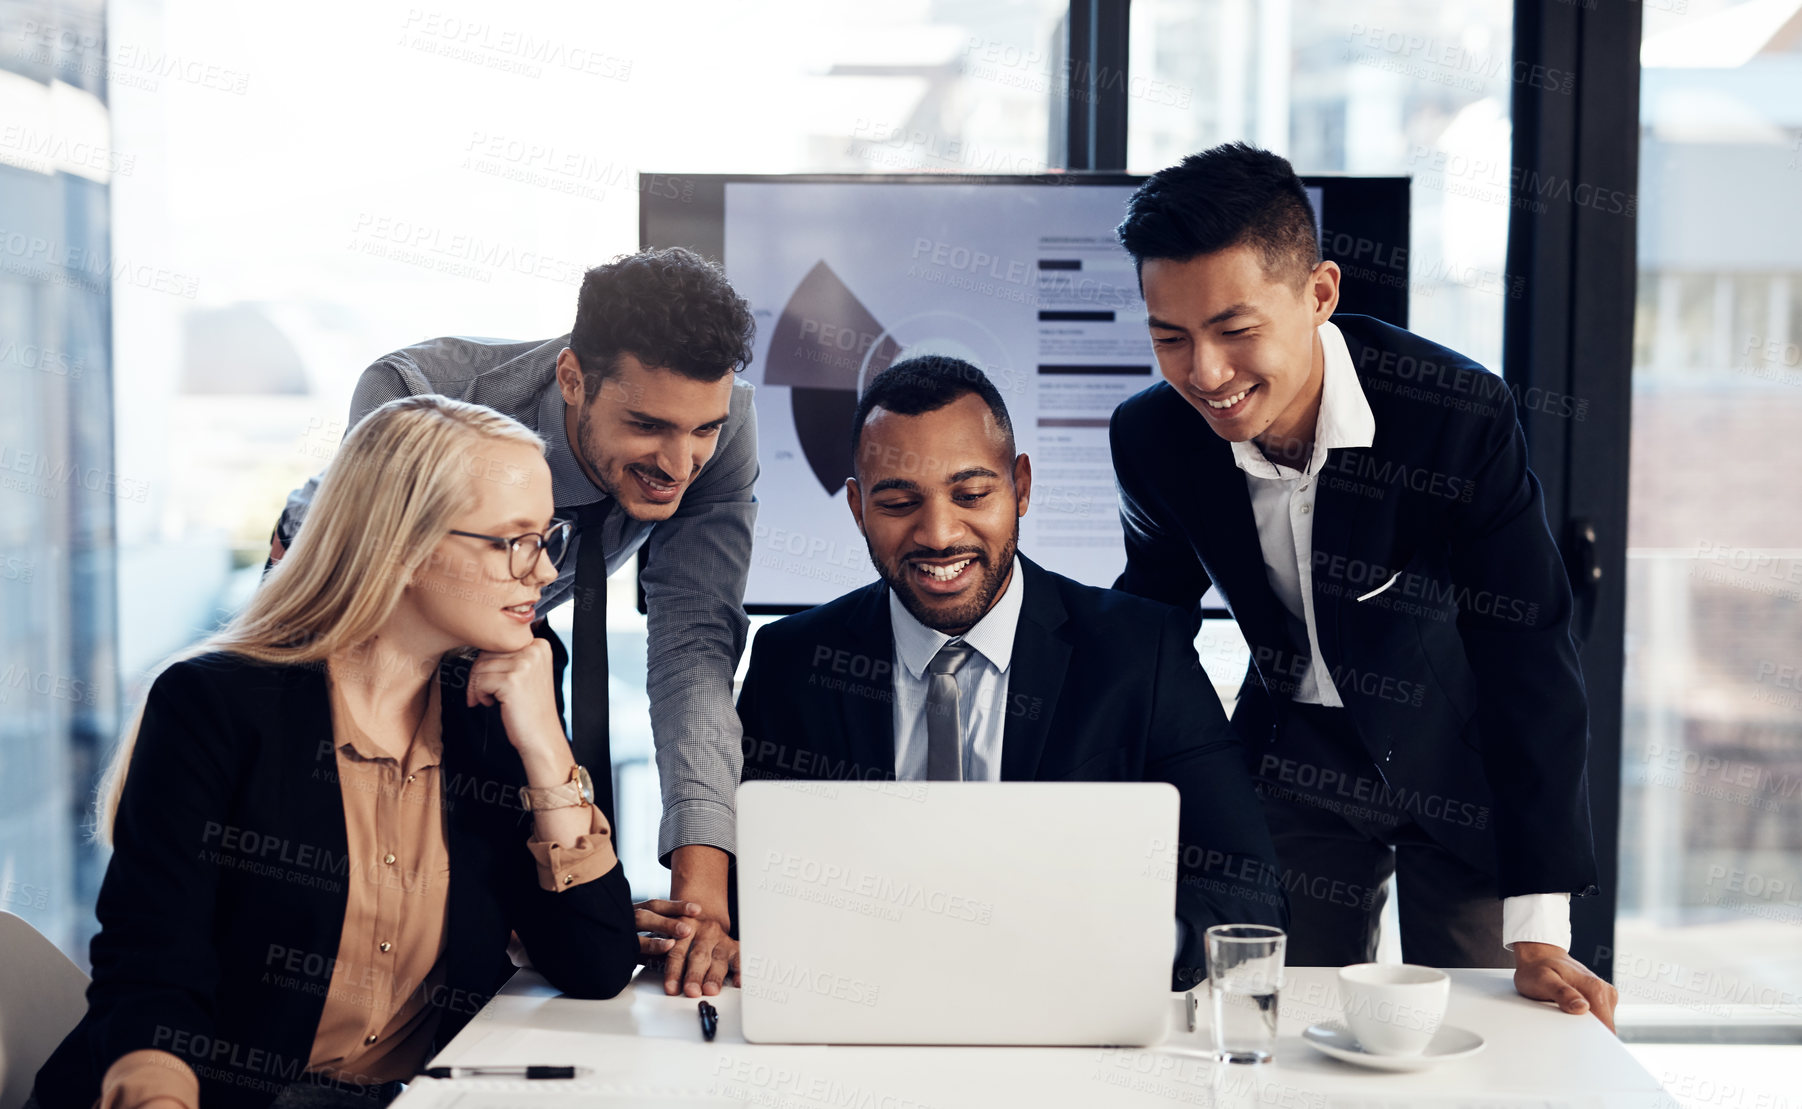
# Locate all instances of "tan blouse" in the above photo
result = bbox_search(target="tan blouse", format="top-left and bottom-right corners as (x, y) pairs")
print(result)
(102, 672), (617, 1109)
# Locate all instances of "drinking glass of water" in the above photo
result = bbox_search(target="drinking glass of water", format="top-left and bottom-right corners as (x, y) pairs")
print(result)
(1204, 924), (1285, 1064)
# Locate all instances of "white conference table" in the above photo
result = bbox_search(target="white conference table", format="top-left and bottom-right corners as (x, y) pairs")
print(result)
(396, 967), (1675, 1109)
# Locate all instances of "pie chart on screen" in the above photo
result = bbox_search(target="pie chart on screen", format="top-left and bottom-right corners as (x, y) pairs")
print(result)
(765, 260), (1013, 494)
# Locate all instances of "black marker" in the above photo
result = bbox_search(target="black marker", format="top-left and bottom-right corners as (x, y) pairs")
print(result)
(698, 1000), (719, 1042)
(421, 1066), (587, 1080)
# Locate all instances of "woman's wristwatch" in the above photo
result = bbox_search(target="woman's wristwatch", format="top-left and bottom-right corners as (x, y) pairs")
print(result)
(519, 764), (595, 812)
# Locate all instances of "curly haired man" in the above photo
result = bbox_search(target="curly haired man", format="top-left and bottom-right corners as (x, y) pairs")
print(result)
(274, 248), (758, 1000)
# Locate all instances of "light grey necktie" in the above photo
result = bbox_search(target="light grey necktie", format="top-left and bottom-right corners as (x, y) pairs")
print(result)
(925, 640), (975, 781)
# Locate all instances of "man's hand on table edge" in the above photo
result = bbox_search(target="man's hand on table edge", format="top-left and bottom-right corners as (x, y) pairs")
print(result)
(1513, 940), (1619, 1033)
(644, 843), (739, 997)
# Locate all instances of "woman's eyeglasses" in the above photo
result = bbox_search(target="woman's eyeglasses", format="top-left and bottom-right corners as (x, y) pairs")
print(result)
(447, 518), (575, 582)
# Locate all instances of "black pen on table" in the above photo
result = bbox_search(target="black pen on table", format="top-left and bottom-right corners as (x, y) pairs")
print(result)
(698, 1000), (719, 1042)
(421, 1066), (589, 1080)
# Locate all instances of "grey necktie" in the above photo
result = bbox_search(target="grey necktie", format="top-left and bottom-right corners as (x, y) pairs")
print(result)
(925, 640), (976, 781)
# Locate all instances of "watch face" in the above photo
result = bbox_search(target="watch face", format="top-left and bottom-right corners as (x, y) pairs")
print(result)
(576, 765), (595, 806)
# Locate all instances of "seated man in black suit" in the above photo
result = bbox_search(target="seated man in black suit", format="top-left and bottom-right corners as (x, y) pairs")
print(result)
(1108, 142), (1614, 1026)
(736, 355), (1285, 989)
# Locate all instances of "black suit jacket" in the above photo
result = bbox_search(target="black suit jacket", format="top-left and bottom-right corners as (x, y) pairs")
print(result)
(1109, 313), (1598, 900)
(34, 653), (638, 1109)
(736, 555), (1286, 989)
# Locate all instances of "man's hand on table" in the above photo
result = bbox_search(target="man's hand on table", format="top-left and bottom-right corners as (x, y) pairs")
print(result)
(635, 844), (738, 997)
(1513, 941), (1618, 1032)
(633, 898), (700, 961)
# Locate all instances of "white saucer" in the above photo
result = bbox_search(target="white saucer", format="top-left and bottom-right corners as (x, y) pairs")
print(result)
(1302, 1022), (1486, 1071)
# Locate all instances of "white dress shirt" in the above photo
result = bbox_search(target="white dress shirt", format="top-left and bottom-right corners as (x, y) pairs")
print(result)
(889, 558), (1024, 781)
(1234, 322), (1570, 952)
(1230, 321), (1374, 708)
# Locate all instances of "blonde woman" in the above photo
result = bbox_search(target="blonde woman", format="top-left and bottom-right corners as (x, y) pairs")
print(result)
(32, 396), (639, 1109)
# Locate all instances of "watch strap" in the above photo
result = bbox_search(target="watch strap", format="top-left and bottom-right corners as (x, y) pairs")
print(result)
(520, 765), (592, 812)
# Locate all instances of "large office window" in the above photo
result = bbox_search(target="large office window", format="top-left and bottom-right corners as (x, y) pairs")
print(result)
(0, 0), (118, 959)
(1617, 2), (1802, 1026)
(1128, 0), (1515, 371)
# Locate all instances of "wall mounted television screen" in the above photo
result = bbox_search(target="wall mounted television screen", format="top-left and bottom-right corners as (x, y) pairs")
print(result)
(640, 173), (1409, 612)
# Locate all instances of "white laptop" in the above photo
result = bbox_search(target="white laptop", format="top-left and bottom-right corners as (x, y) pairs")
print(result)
(736, 779), (1179, 1046)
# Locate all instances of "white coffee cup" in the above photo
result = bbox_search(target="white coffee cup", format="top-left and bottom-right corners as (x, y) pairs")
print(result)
(1338, 963), (1450, 1056)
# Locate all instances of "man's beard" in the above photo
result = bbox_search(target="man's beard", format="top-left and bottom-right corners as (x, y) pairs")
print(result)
(574, 403), (687, 521)
(574, 403), (621, 502)
(872, 526), (1019, 635)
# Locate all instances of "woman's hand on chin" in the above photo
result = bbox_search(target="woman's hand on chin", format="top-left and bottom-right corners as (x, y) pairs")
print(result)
(466, 638), (570, 771)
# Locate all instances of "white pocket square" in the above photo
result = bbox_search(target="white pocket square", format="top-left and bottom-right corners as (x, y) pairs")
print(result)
(1355, 572), (1402, 602)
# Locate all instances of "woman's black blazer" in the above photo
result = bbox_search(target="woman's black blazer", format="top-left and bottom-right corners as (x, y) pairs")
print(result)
(33, 652), (637, 1109)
